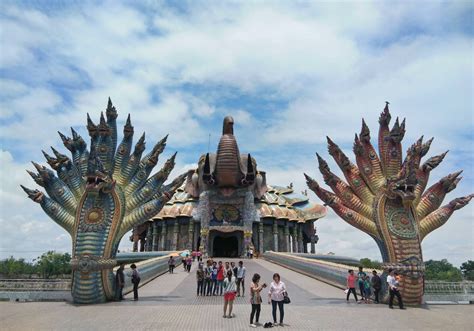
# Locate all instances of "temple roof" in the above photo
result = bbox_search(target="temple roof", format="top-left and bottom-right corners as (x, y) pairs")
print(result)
(152, 183), (326, 223)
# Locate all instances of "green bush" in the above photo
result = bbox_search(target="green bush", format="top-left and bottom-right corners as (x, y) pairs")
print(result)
(0, 251), (71, 278)
(359, 258), (382, 269)
(424, 259), (463, 282)
(460, 260), (474, 281)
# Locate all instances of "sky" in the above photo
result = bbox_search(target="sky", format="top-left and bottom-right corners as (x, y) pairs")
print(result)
(0, 0), (472, 266)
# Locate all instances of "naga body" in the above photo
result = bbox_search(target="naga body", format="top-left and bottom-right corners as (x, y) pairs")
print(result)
(305, 103), (472, 305)
(22, 99), (185, 303)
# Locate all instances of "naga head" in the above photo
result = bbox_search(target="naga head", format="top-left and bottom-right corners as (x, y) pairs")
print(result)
(123, 114), (134, 138)
(51, 147), (71, 168)
(422, 151), (448, 172)
(20, 185), (44, 203)
(386, 171), (417, 202)
(85, 153), (114, 193)
(449, 194), (474, 210)
(389, 117), (406, 144)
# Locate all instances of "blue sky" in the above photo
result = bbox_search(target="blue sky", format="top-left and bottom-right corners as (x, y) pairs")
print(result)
(0, 0), (472, 266)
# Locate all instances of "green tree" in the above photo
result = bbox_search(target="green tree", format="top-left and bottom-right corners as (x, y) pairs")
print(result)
(35, 251), (71, 278)
(359, 258), (382, 269)
(0, 256), (35, 278)
(424, 259), (462, 281)
(460, 260), (474, 281)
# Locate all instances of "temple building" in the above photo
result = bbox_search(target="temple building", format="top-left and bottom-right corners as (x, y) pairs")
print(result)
(131, 116), (326, 257)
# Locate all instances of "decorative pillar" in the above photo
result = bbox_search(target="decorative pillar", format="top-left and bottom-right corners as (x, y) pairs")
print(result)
(298, 223), (304, 253)
(171, 220), (179, 251)
(152, 222), (159, 251)
(258, 222), (264, 254)
(145, 223), (153, 251)
(132, 227), (139, 252)
(200, 228), (209, 257)
(284, 222), (290, 252)
(193, 221), (200, 251)
(188, 219), (194, 250)
(310, 224), (317, 254)
(273, 220), (279, 252)
(292, 226), (297, 253)
(159, 222), (167, 251)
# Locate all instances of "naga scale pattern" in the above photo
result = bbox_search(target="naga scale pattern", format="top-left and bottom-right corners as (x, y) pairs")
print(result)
(305, 102), (472, 305)
(22, 99), (185, 304)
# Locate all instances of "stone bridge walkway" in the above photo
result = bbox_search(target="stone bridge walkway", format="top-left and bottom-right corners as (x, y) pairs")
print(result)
(1, 258), (472, 330)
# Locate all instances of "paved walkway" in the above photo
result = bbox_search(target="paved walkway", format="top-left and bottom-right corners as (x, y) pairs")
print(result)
(1, 258), (473, 330)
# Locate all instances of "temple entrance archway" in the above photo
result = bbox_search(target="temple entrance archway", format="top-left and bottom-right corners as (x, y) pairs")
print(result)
(209, 231), (242, 257)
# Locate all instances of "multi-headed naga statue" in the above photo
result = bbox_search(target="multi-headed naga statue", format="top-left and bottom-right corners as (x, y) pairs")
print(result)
(21, 99), (185, 304)
(305, 102), (472, 305)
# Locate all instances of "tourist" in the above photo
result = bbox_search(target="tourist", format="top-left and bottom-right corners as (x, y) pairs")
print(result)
(268, 273), (286, 326)
(223, 270), (237, 318)
(231, 262), (237, 277)
(192, 250), (197, 262)
(236, 260), (246, 297)
(115, 263), (125, 301)
(168, 256), (175, 274)
(205, 260), (213, 296)
(371, 270), (381, 303)
(249, 273), (266, 328)
(196, 262), (205, 296)
(363, 275), (372, 303)
(225, 261), (231, 275)
(197, 250), (202, 262)
(246, 247), (251, 259)
(212, 261), (219, 295)
(130, 263), (140, 301)
(249, 247), (254, 259)
(216, 261), (225, 295)
(346, 269), (358, 302)
(182, 256), (187, 271)
(387, 269), (405, 309)
(186, 254), (193, 272)
(357, 266), (367, 299)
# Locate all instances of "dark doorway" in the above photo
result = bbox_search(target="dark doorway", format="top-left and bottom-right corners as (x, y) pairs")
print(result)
(196, 236), (201, 251)
(213, 236), (238, 257)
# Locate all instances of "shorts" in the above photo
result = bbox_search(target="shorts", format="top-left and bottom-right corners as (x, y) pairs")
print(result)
(224, 292), (236, 301)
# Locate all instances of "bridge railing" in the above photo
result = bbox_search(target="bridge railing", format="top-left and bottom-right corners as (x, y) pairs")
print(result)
(263, 252), (474, 303)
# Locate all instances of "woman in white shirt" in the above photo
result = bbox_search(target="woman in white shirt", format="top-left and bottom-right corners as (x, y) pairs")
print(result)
(268, 273), (286, 326)
(223, 270), (237, 318)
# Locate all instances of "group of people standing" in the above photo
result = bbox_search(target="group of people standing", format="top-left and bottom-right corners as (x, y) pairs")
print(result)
(195, 260), (247, 298)
(114, 263), (140, 301)
(346, 266), (405, 309)
(250, 272), (288, 328)
(193, 260), (288, 327)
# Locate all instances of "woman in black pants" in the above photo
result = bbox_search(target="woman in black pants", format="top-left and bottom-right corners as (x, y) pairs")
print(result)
(249, 273), (266, 328)
(268, 273), (286, 326)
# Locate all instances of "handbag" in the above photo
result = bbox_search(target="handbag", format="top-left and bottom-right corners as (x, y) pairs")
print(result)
(283, 291), (291, 304)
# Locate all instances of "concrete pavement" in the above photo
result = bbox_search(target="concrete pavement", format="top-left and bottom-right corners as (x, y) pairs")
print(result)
(1, 258), (472, 330)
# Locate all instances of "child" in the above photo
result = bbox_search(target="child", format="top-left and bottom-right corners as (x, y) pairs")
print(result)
(363, 275), (372, 303)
